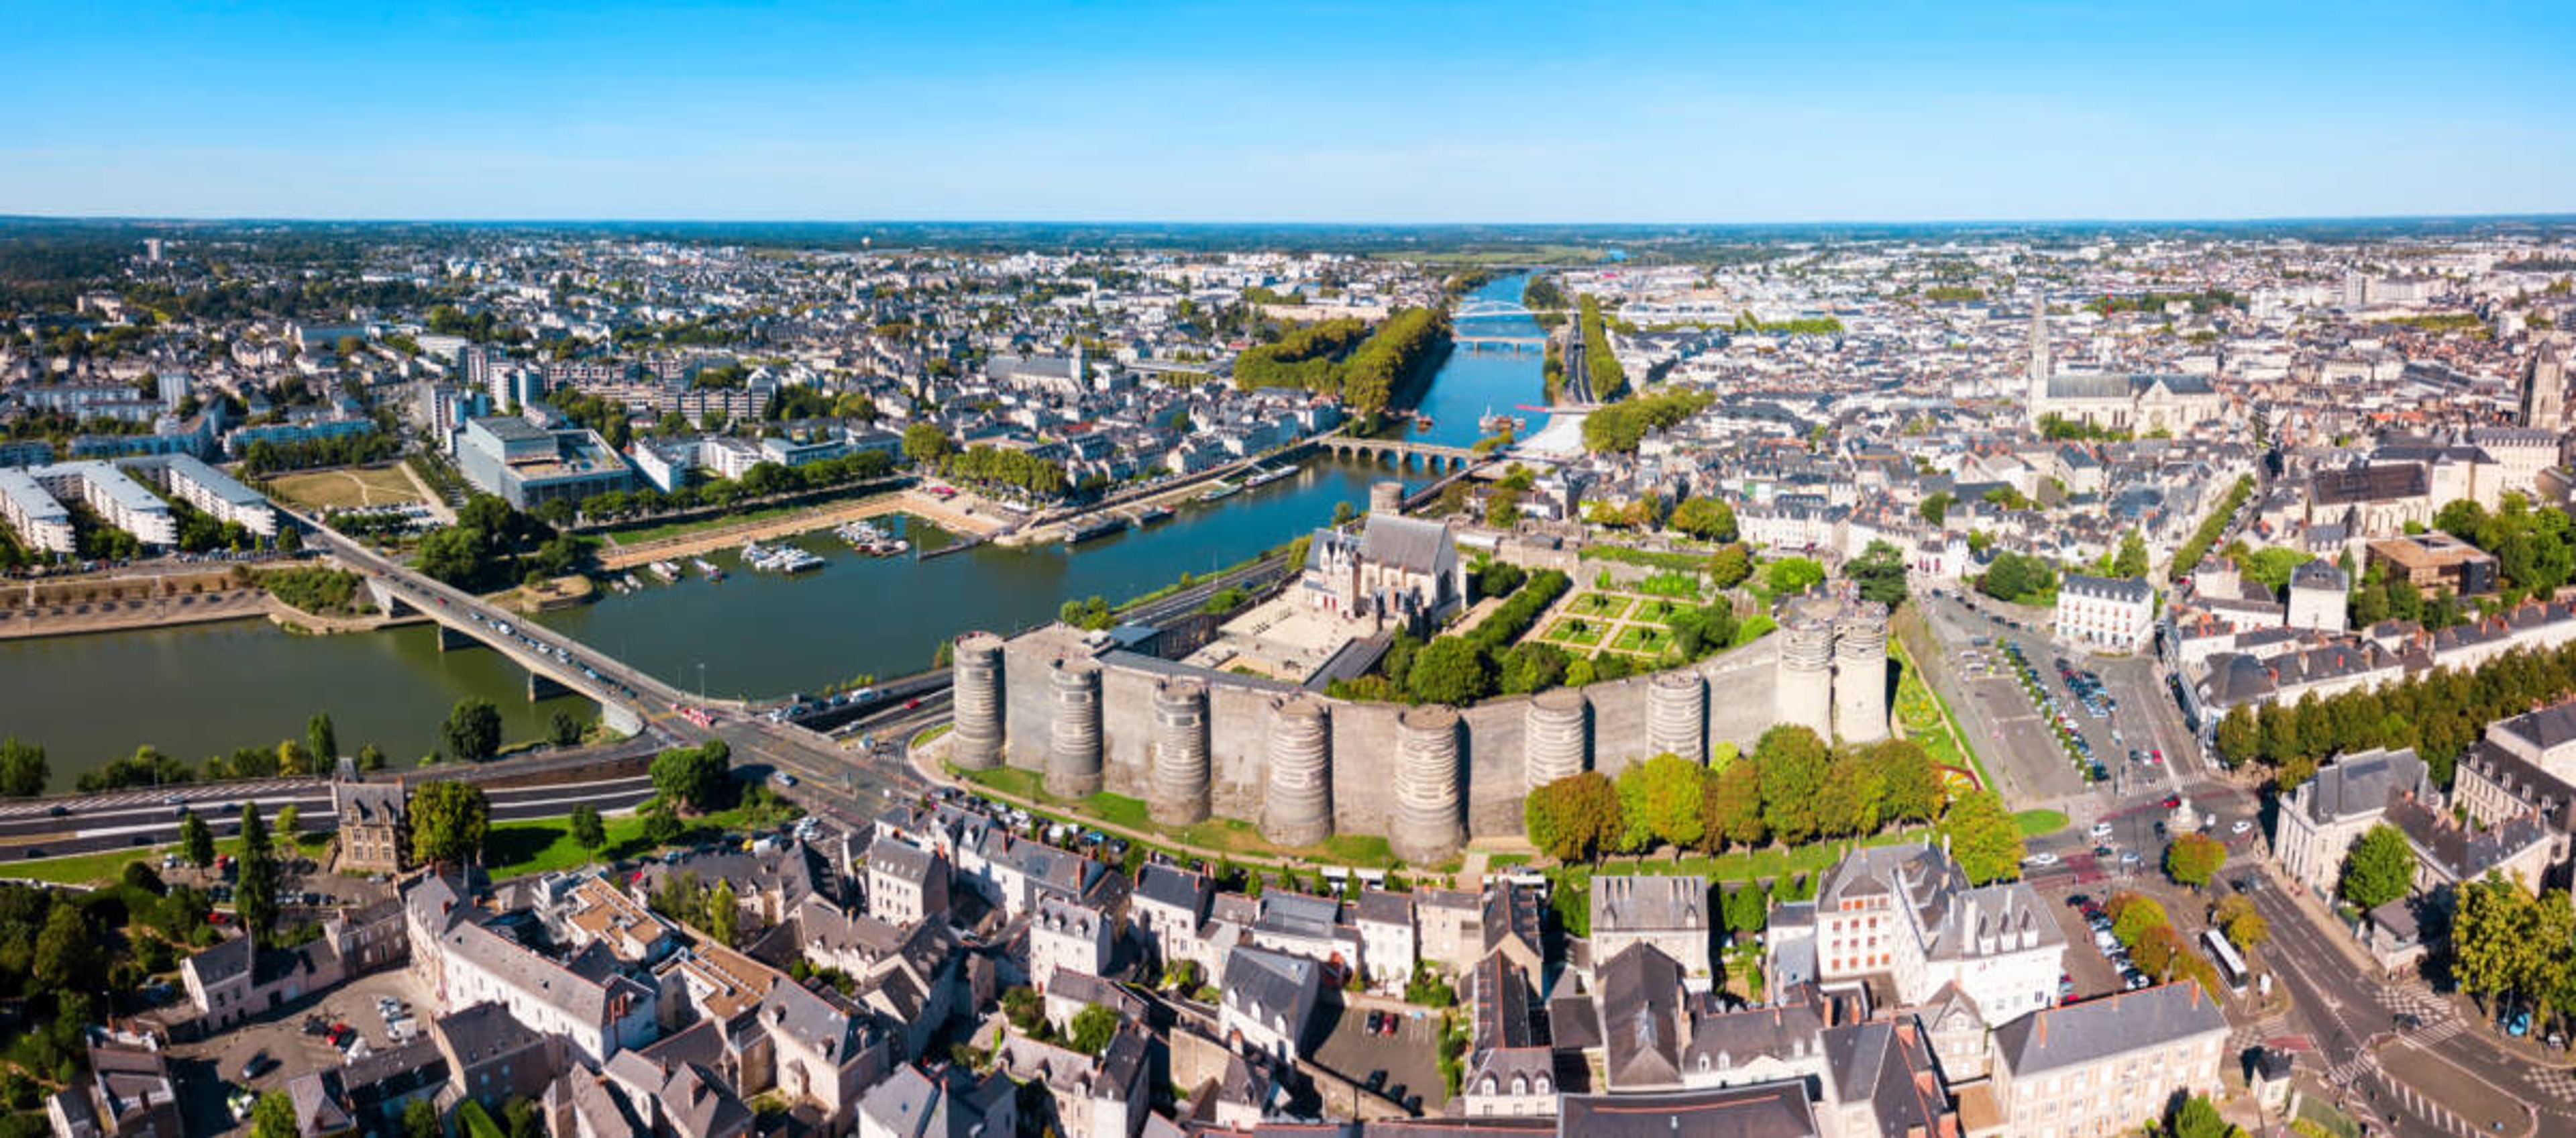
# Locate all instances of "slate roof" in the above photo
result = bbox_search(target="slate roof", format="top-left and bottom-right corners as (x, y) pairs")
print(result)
(1358, 513), (1454, 575)
(2298, 748), (2425, 825)
(1596, 943), (1684, 1090)
(1990, 982), (2227, 1076)
(1556, 1081), (1821, 1137)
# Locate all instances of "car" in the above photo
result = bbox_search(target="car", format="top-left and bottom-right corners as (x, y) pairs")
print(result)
(2022, 852), (2059, 868)
(2092, 845), (2114, 859)
(2394, 1012), (2422, 1030)
(772, 772), (798, 787)
(2229, 819), (2253, 835)
(240, 1052), (275, 1080)
(905, 697), (923, 710)
(2161, 794), (2182, 809)
(2065, 893), (2092, 909)
(2088, 821), (2114, 839)
(2118, 850), (2143, 866)
(46, 805), (66, 817)
(1363, 1011), (1383, 1034)
(2508, 1011), (2532, 1037)
(1365, 1069), (1387, 1090)
(1386, 1084), (1409, 1104)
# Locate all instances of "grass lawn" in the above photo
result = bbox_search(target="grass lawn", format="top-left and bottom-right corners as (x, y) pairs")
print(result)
(4, 831), (333, 887)
(2013, 809), (2072, 837)
(600, 499), (813, 546)
(1543, 617), (1605, 647)
(1635, 599), (1683, 624)
(957, 766), (1405, 869)
(1729, 613), (1776, 648)
(1890, 637), (1995, 792)
(1567, 592), (1633, 619)
(481, 800), (798, 880)
(265, 464), (422, 510)
(1612, 625), (1674, 654)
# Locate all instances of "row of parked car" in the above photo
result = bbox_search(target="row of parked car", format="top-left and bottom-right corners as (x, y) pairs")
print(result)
(2070, 893), (2155, 992)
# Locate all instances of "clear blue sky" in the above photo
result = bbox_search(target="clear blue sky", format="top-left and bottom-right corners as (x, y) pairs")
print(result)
(4, 1), (2570, 223)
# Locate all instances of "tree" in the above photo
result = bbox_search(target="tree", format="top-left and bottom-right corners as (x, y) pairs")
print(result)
(2164, 833), (2228, 889)
(1523, 772), (1620, 862)
(1405, 637), (1491, 706)
(249, 1092), (299, 1138)
(651, 743), (734, 813)
(1615, 753), (1707, 851)
(274, 804), (301, 858)
(2108, 892), (2170, 947)
(1815, 751), (1886, 839)
(307, 712), (337, 768)
(1845, 540), (1909, 609)
(1763, 556), (1825, 597)
(1069, 1003), (1120, 1055)
(1753, 725), (1830, 845)
(2339, 823), (2416, 909)
(1706, 544), (1753, 589)
(2213, 894), (2269, 951)
(2114, 530), (2150, 578)
(409, 780), (492, 868)
(440, 697), (503, 763)
(1937, 790), (2023, 884)
(707, 878), (739, 945)
(32, 900), (94, 992)
(571, 804), (608, 853)
(1001, 986), (1044, 1033)
(1864, 739), (1947, 824)
(1919, 492), (1953, 526)
(2453, 871), (2534, 1008)
(1978, 551), (2056, 603)
(236, 803), (278, 941)
(1669, 497), (1737, 541)
(549, 710), (585, 747)
(2167, 1094), (2239, 1138)
(179, 809), (215, 870)
(0, 738), (48, 797)
(400, 1096), (442, 1138)
(641, 796), (685, 845)
(1701, 758), (1767, 851)
(2212, 705), (2259, 768)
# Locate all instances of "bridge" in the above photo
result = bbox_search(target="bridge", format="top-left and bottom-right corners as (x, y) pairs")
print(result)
(287, 507), (692, 737)
(1452, 333), (1547, 352)
(1454, 299), (1535, 320)
(1318, 435), (1489, 471)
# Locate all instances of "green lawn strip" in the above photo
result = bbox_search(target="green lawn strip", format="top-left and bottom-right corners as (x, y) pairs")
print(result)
(1890, 634), (1995, 792)
(3, 831), (333, 887)
(2012, 809), (2071, 837)
(1729, 613), (1776, 648)
(958, 766), (1403, 870)
(482, 800), (791, 880)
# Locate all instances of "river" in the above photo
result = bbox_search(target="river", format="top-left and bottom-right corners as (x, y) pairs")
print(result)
(0, 274), (1548, 787)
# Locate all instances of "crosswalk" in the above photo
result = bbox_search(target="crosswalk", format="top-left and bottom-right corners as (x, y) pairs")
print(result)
(2374, 978), (2448, 1020)
(2532, 1066), (2576, 1098)
(2372, 1069), (2475, 1136)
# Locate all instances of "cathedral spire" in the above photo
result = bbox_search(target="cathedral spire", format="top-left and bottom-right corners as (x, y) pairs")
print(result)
(2027, 302), (2052, 423)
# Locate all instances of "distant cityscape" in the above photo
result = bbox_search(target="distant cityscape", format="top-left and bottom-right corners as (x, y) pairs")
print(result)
(1, 213), (2574, 1138)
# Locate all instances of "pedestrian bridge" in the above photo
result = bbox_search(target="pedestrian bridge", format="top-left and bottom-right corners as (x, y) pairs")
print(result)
(1455, 299), (1535, 320)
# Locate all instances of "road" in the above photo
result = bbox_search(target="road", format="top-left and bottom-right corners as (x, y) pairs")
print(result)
(1562, 310), (1595, 404)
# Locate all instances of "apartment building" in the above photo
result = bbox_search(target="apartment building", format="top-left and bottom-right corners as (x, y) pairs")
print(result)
(1987, 983), (2229, 1138)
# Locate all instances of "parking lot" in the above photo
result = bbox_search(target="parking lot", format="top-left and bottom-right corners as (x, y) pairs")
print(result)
(169, 966), (433, 1129)
(1311, 1002), (1448, 1117)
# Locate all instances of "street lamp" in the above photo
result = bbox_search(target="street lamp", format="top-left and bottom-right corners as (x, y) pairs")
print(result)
(697, 662), (707, 703)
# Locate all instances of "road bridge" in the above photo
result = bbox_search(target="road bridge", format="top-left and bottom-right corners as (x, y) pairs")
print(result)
(1318, 436), (1488, 472)
(1451, 334), (1546, 352)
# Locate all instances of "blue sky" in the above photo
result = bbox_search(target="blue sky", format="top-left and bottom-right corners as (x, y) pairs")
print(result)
(3, 1), (2570, 223)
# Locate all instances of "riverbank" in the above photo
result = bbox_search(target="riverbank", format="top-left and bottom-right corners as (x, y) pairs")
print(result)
(1001, 436), (1339, 547)
(594, 488), (1004, 570)
(0, 586), (272, 639)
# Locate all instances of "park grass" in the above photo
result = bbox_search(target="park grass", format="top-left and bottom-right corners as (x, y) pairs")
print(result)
(2, 831), (333, 887)
(481, 800), (796, 880)
(1890, 635), (1995, 792)
(265, 464), (423, 511)
(2014, 809), (2072, 837)
(1729, 613), (1776, 648)
(1566, 592), (1633, 619)
(600, 499), (814, 546)
(1613, 625), (1674, 654)
(1542, 617), (1605, 647)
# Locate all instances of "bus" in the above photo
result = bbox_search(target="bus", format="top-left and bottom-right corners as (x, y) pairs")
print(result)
(2202, 929), (2249, 994)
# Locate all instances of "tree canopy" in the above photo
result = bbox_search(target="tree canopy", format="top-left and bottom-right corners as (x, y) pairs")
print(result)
(410, 780), (492, 868)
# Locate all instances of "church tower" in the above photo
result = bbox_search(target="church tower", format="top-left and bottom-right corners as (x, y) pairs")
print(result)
(2027, 303), (2053, 425)
(2522, 336), (2569, 432)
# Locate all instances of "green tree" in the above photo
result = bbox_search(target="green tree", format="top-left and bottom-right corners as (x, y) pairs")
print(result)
(1523, 772), (1620, 862)
(0, 738), (48, 797)
(2163, 833), (2227, 889)
(570, 804), (608, 853)
(1845, 540), (1909, 609)
(1069, 1003), (1120, 1055)
(1700, 756), (1766, 851)
(307, 712), (337, 768)
(399, 1096), (442, 1138)
(1864, 739), (1946, 824)
(1937, 790), (2023, 884)
(707, 877), (739, 945)
(1668, 497), (1737, 541)
(249, 1092), (299, 1138)
(180, 809), (215, 869)
(2339, 823), (2416, 909)
(2109, 892), (2170, 947)
(549, 710), (584, 747)
(641, 796), (685, 845)
(1762, 557), (1825, 597)
(439, 697), (502, 763)
(1918, 492), (1953, 526)
(2453, 871), (2534, 1008)
(1405, 637), (1491, 705)
(1752, 725), (1830, 845)
(1978, 551), (2056, 603)
(2114, 530), (2150, 578)
(1706, 544), (1753, 589)
(274, 804), (301, 857)
(1615, 753), (1707, 851)
(235, 803), (278, 941)
(409, 780), (492, 868)
(2212, 705), (2259, 769)
(651, 743), (735, 812)
(32, 900), (95, 992)
(2167, 1093), (2239, 1138)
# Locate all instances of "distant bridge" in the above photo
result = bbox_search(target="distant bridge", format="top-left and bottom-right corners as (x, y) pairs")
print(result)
(1454, 299), (1535, 320)
(1318, 436), (1489, 472)
(1452, 333), (1546, 352)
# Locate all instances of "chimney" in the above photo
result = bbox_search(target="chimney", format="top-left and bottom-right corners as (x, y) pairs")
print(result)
(2035, 1011), (2047, 1046)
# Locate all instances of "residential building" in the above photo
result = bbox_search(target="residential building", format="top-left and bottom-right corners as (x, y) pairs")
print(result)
(1987, 983), (2229, 1138)
(2055, 574), (2154, 654)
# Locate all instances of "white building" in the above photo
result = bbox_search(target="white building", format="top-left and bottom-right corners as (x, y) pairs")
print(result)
(1787, 842), (2065, 1027)
(2055, 574), (2154, 654)
(1027, 896), (1112, 994)
(1987, 982), (2230, 1138)
(127, 454), (278, 537)
(23, 461), (177, 547)
(0, 468), (74, 553)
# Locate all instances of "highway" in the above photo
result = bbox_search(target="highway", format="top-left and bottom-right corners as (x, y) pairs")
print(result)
(0, 772), (659, 863)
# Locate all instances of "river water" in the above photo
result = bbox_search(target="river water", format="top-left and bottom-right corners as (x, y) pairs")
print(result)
(0, 274), (1546, 786)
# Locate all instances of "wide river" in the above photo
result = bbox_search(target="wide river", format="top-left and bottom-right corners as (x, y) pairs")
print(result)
(0, 275), (1548, 787)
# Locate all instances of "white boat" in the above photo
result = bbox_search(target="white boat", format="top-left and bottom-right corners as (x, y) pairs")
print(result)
(1244, 465), (1297, 488)
(1199, 481), (1241, 503)
(692, 557), (723, 580)
(648, 560), (682, 582)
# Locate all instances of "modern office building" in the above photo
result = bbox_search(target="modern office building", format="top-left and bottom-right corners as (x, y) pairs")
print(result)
(453, 415), (634, 510)
(125, 454), (278, 537)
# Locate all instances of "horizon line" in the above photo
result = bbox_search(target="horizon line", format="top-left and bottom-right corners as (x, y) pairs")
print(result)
(5, 211), (2575, 231)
